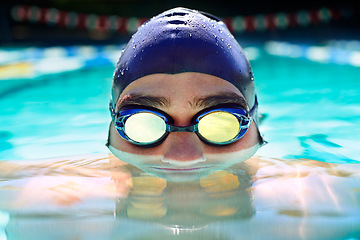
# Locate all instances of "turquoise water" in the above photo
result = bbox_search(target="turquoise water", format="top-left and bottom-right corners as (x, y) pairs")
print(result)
(0, 43), (359, 240)
(255, 53), (360, 163)
(0, 66), (113, 160)
(0, 42), (359, 163)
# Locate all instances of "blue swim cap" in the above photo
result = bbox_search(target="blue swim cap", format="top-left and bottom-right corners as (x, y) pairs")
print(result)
(111, 7), (259, 125)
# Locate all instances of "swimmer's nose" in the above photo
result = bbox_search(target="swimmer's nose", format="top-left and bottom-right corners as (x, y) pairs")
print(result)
(161, 132), (205, 165)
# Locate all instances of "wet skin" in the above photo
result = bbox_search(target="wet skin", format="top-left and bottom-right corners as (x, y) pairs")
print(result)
(108, 72), (260, 174)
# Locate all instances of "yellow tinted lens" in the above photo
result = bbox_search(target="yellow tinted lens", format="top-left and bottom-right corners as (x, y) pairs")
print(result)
(198, 111), (240, 143)
(124, 112), (166, 143)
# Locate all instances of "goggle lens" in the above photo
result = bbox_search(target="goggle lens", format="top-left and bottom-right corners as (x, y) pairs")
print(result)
(198, 111), (240, 143)
(124, 112), (166, 143)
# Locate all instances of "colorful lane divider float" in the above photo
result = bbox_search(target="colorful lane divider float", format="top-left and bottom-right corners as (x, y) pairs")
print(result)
(10, 5), (354, 34)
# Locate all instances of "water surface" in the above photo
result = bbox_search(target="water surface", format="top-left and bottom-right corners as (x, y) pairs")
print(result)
(0, 154), (359, 239)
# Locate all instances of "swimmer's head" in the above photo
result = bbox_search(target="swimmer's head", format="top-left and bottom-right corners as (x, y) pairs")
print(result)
(108, 8), (263, 180)
(111, 7), (259, 125)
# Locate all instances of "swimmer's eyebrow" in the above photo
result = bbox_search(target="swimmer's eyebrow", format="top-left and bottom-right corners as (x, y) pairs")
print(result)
(117, 93), (170, 110)
(192, 92), (249, 111)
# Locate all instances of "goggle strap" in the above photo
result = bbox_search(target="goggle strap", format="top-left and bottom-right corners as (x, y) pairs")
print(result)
(249, 95), (258, 116)
(110, 102), (116, 121)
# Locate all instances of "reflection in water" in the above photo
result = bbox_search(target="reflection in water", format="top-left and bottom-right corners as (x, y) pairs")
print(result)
(0, 154), (359, 239)
(115, 168), (254, 227)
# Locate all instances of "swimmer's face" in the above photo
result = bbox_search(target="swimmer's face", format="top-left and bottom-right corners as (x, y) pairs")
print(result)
(108, 72), (260, 181)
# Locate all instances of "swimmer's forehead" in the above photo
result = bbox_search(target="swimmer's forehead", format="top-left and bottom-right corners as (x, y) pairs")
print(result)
(116, 72), (248, 111)
(118, 72), (243, 98)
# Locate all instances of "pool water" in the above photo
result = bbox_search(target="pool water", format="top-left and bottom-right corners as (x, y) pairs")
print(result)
(0, 66), (113, 160)
(0, 42), (359, 163)
(255, 52), (360, 163)
(0, 42), (359, 240)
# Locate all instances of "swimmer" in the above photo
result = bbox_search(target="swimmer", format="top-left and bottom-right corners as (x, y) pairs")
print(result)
(0, 7), (359, 239)
(107, 7), (264, 181)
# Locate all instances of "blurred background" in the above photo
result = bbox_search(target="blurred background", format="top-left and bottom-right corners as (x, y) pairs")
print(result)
(1, 1), (360, 161)
(1, 0), (359, 46)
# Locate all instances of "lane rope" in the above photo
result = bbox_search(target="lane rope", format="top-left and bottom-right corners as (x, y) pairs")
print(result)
(9, 5), (355, 34)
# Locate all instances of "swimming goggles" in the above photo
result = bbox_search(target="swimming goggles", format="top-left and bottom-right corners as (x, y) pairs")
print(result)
(111, 104), (252, 147)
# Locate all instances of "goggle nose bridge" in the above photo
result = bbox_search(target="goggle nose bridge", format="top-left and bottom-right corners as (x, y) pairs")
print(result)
(167, 124), (198, 133)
